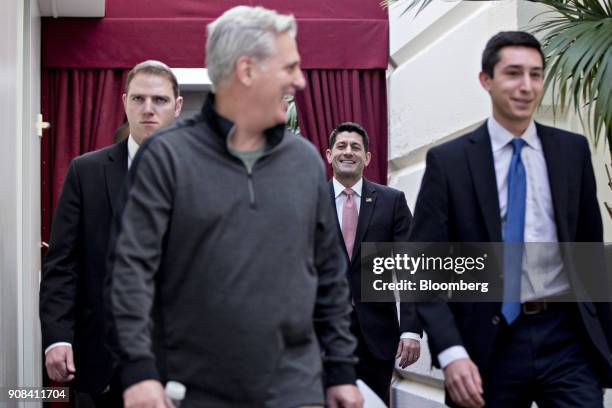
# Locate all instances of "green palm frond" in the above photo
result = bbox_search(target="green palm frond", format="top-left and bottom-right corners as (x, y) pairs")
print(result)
(380, 0), (434, 17)
(286, 98), (301, 134)
(531, 0), (612, 151)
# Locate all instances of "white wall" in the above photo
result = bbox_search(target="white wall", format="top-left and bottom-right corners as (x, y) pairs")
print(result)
(0, 0), (42, 405)
(388, 0), (518, 210)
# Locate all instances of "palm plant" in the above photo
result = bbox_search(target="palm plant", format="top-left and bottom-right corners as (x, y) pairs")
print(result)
(285, 96), (301, 135)
(531, 0), (611, 153)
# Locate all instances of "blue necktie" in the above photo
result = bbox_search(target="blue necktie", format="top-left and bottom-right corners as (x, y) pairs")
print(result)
(502, 139), (526, 324)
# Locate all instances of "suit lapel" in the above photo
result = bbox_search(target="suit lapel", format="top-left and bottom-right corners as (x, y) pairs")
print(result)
(537, 123), (569, 241)
(329, 181), (349, 260)
(465, 123), (503, 241)
(352, 179), (376, 263)
(105, 140), (128, 216)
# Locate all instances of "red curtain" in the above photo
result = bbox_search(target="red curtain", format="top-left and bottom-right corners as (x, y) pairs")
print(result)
(40, 67), (389, 238)
(42, 0), (388, 70)
(295, 69), (388, 185)
(41, 68), (128, 243)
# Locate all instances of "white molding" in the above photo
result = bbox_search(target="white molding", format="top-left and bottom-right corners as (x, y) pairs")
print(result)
(172, 68), (212, 91)
(38, 0), (104, 17)
(21, 0), (43, 395)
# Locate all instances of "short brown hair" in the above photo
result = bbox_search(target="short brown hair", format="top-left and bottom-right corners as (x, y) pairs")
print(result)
(125, 60), (180, 98)
(482, 31), (545, 77)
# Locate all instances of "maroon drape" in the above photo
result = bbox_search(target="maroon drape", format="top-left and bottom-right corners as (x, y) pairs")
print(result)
(295, 69), (388, 184)
(42, 0), (388, 70)
(41, 68), (128, 242)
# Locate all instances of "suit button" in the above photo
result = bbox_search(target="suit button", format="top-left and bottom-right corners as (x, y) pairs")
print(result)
(492, 315), (500, 325)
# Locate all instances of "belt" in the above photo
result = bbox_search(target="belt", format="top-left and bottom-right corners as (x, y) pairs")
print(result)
(521, 300), (570, 315)
(522, 301), (548, 315)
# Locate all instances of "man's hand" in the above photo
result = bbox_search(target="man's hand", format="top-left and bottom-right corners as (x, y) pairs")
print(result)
(443, 358), (485, 408)
(45, 345), (75, 382)
(326, 384), (363, 408)
(123, 380), (172, 408)
(396, 338), (420, 368)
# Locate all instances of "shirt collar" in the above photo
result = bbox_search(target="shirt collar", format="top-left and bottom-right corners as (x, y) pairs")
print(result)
(332, 177), (363, 199)
(487, 116), (541, 152)
(127, 134), (140, 163)
(201, 92), (285, 150)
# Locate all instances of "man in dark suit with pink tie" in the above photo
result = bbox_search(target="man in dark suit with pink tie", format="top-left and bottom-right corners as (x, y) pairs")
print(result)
(326, 122), (423, 405)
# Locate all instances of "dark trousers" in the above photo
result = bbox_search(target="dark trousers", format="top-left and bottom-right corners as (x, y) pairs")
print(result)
(87, 376), (123, 408)
(351, 312), (394, 406)
(482, 304), (603, 408)
(89, 388), (123, 408)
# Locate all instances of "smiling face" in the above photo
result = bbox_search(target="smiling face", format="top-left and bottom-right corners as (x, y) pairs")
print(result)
(248, 32), (306, 129)
(326, 131), (371, 184)
(479, 45), (544, 134)
(122, 72), (183, 144)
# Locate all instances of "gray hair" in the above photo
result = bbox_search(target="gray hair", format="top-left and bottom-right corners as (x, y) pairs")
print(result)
(206, 6), (297, 90)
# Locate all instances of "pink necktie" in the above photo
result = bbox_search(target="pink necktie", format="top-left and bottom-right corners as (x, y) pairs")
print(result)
(342, 188), (358, 258)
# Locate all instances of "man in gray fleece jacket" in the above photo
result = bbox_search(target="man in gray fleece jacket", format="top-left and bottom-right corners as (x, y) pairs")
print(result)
(107, 6), (362, 408)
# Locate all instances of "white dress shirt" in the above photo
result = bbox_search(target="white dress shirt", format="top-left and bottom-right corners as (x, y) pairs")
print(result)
(332, 177), (420, 343)
(332, 177), (363, 228)
(127, 134), (140, 169)
(438, 117), (569, 369)
(489, 117), (568, 301)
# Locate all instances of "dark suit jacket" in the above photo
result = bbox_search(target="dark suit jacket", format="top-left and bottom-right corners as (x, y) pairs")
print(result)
(330, 178), (422, 360)
(408, 122), (612, 385)
(40, 140), (128, 394)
